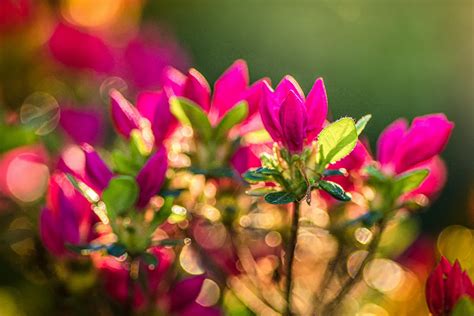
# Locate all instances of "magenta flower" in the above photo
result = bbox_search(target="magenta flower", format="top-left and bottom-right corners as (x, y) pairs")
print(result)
(59, 106), (104, 145)
(426, 257), (474, 316)
(48, 22), (115, 73)
(95, 247), (173, 309)
(110, 88), (177, 145)
(259, 76), (328, 153)
(377, 114), (453, 174)
(59, 144), (167, 209)
(163, 60), (267, 125)
(167, 275), (222, 316)
(40, 172), (97, 256)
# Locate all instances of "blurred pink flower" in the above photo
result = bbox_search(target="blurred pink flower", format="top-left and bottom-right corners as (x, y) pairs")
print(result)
(426, 257), (474, 316)
(59, 144), (167, 209)
(259, 76), (327, 153)
(402, 156), (447, 200)
(0, 0), (33, 34)
(95, 247), (174, 309)
(48, 22), (115, 73)
(377, 114), (453, 174)
(59, 106), (104, 145)
(40, 172), (97, 256)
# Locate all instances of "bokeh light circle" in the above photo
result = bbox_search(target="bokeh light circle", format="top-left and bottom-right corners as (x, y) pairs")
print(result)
(20, 92), (60, 135)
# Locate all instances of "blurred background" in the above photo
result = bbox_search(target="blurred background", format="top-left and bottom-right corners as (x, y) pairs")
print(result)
(0, 0), (472, 314)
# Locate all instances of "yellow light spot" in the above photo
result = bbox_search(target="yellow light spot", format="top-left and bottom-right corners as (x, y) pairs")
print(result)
(363, 259), (404, 293)
(355, 227), (373, 245)
(437, 225), (473, 261)
(265, 231), (282, 248)
(61, 0), (123, 28)
(196, 279), (220, 307)
(179, 245), (205, 275)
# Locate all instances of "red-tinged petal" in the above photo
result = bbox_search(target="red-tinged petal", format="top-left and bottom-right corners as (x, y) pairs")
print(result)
(445, 260), (465, 311)
(274, 75), (305, 104)
(81, 143), (113, 192)
(377, 118), (408, 167)
(305, 78), (328, 141)
(136, 147), (167, 208)
(48, 22), (114, 73)
(230, 145), (262, 176)
(110, 89), (142, 138)
(403, 156), (447, 200)
(279, 90), (307, 153)
(60, 106), (103, 145)
(162, 66), (187, 95)
(144, 247), (174, 296)
(426, 261), (446, 316)
(39, 207), (64, 256)
(137, 90), (177, 144)
(211, 60), (249, 118)
(394, 114), (454, 173)
(183, 68), (211, 111)
(168, 275), (206, 312)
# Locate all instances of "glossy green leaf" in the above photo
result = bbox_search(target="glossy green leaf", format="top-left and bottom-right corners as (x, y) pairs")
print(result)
(102, 176), (139, 218)
(264, 191), (296, 204)
(141, 252), (158, 267)
(170, 97), (212, 141)
(245, 187), (276, 196)
(323, 168), (348, 177)
(214, 101), (248, 142)
(355, 114), (372, 136)
(106, 244), (127, 257)
(318, 180), (351, 201)
(393, 169), (429, 195)
(242, 169), (271, 183)
(317, 117), (358, 166)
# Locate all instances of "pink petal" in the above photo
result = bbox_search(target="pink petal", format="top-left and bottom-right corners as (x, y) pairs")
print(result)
(305, 78), (328, 141)
(445, 260), (465, 311)
(39, 207), (64, 256)
(136, 147), (167, 208)
(426, 260), (446, 316)
(274, 75), (305, 104)
(183, 68), (211, 111)
(110, 89), (142, 138)
(211, 60), (249, 118)
(394, 114), (454, 173)
(259, 81), (282, 141)
(48, 22), (114, 73)
(403, 156), (447, 200)
(162, 66), (187, 95)
(169, 275), (206, 312)
(243, 78), (270, 118)
(180, 303), (222, 316)
(279, 90), (307, 153)
(60, 106), (103, 145)
(376, 118), (408, 167)
(137, 90), (177, 144)
(230, 145), (261, 176)
(81, 143), (113, 192)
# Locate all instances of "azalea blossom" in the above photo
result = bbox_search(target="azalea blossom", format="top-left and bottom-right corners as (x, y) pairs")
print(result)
(259, 76), (328, 153)
(426, 256), (474, 316)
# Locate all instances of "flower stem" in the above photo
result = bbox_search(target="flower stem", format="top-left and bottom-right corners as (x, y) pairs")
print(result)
(322, 218), (387, 315)
(284, 201), (301, 316)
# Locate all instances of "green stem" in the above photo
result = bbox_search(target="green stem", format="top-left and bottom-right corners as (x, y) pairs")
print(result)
(284, 201), (301, 316)
(322, 218), (387, 315)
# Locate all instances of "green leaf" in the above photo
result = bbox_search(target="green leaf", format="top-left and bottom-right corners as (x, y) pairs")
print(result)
(102, 176), (139, 219)
(365, 165), (387, 182)
(245, 187), (276, 196)
(112, 150), (139, 175)
(170, 97), (212, 142)
(141, 252), (158, 267)
(0, 124), (37, 153)
(242, 169), (271, 183)
(452, 296), (474, 316)
(318, 180), (352, 201)
(264, 191), (296, 204)
(323, 168), (348, 177)
(256, 167), (280, 176)
(66, 243), (104, 255)
(106, 244), (127, 257)
(214, 101), (248, 142)
(393, 169), (429, 195)
(317, 117), (358, 167)
(355, 114), (372, 136)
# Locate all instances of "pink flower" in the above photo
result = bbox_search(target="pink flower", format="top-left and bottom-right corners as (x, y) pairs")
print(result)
(59, 106), (104, 145)
(426, 257), (474, 316)
(402, 156), (447, 201)
(110, 88), (177, 145)
(163, 60), (267, 125)
(259, 76), (328, 153)
(0, 0), (33, 34)
(377, 114), (453, 174)
(39, 172), (97, 256)
(95, 247), (174, 310)
(59, 144), (167, 209)
(48, 22), (115, 73)
(167, 275), (222, 316)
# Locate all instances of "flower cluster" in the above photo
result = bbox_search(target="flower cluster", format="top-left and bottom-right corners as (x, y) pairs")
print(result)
(28, 59), (465, 315)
